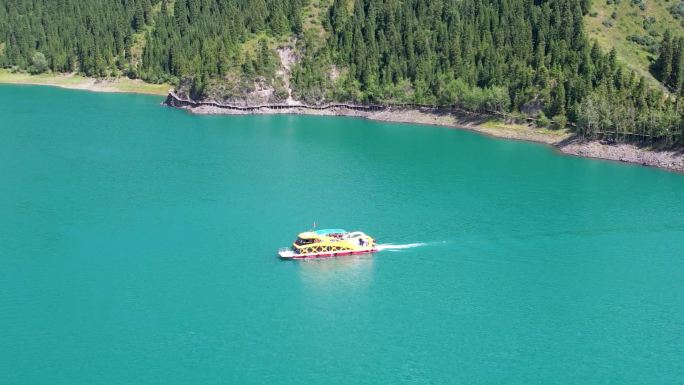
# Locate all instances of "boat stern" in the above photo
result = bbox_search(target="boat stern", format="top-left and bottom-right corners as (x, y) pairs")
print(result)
(278, 247), (296, 259)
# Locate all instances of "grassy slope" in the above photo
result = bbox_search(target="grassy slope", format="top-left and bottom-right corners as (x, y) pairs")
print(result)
(302, 0), (333, 39)
(585, 0), (683, 88)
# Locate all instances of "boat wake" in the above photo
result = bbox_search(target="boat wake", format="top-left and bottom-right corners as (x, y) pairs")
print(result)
(375, 243), (426, 252)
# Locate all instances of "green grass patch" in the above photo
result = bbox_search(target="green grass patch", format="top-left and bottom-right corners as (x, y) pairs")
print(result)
(480, 119), (571, 137)
(302, 0), (333, 39)
(585, 0), (684, 89)
(0, 69), (170, 95)
(111, 80), (170, 94)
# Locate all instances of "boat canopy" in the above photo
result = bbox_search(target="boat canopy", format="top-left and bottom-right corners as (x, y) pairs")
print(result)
(314, 229), (347, 235)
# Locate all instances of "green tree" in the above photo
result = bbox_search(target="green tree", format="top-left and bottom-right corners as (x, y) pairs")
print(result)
(654, 30), (674, 85)
(133, 3), (146, 31)
(29, 51), (48, 74)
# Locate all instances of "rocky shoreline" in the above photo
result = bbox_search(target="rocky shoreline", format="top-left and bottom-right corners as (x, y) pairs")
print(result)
(558, 140), (684, 172)
(165, 92), (684, 173)
(5, 73), (682, 172)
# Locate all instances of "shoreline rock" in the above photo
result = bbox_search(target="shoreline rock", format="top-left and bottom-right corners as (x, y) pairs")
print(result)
(557, 139), (684, 172)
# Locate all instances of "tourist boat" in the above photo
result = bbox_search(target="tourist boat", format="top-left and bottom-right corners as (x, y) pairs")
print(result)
(278, 229), (377, 259)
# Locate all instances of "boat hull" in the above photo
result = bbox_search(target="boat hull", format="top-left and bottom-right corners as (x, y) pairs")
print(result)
(279, 248), (378, 260)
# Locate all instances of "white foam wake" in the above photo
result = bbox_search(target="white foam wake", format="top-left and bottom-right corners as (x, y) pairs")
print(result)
(375, 243), (426, 252)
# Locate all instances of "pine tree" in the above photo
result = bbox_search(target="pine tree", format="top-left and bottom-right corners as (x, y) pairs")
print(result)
(672, 38), (684, 92)
(655, 30), (674, 85)
(133, 3), (145, 31)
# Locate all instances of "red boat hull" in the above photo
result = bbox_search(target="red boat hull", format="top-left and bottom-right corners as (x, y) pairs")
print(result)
(280, 248), (378, 260)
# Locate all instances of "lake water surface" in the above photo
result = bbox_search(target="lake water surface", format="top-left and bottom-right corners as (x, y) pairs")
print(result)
(1, 85), (683, 384)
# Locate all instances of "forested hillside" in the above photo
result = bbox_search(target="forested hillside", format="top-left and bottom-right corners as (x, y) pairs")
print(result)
(0, 0), (148, 75)
(1, 0), (683, 145)
(0, 0), (302, 80)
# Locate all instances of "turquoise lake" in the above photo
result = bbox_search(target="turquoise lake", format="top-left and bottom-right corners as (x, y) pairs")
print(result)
(1, 85), (683, 384)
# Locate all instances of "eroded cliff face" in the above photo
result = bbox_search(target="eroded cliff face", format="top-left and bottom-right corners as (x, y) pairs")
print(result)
(173, 40), (300, 107)
(173, 76), (288, 107)
(276, 42), (301, 106)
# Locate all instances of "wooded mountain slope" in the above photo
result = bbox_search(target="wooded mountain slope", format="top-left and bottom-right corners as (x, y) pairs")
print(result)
(1, 0), (683, 144)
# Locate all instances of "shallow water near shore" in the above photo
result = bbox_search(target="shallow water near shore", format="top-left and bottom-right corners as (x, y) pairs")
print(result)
(1, 85), (684, 384)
